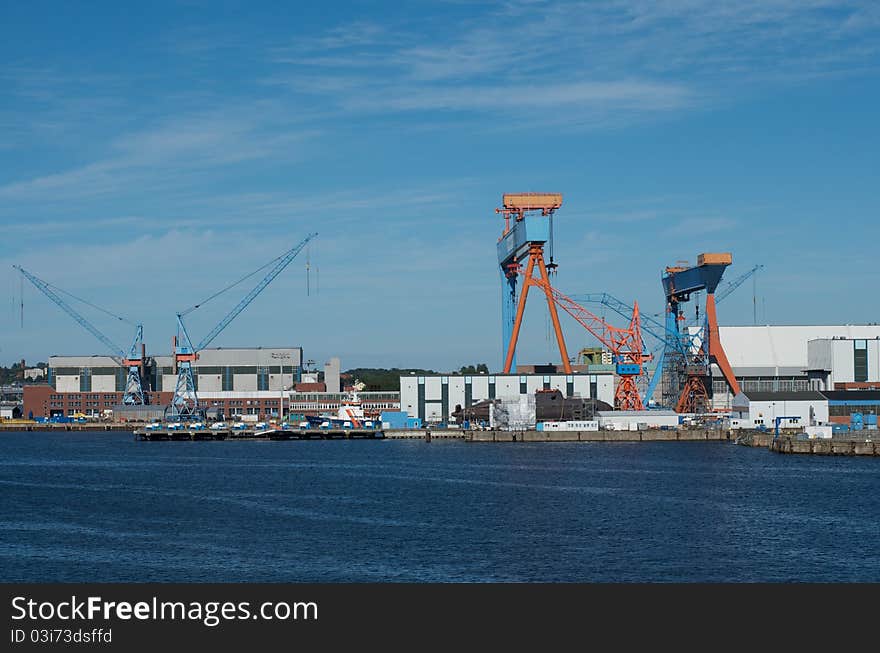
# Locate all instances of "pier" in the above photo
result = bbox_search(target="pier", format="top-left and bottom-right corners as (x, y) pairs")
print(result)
(134, 427), (384, 441)
(736, 430), (879, 456)
(769, 435), (879, 456)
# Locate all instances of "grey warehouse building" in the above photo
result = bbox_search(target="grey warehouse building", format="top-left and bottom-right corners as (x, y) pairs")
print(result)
(48, 347), (303, 394)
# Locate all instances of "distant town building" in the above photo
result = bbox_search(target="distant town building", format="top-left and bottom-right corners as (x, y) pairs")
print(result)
(23, 368), (45, 381)
(324, 357), (341, 393)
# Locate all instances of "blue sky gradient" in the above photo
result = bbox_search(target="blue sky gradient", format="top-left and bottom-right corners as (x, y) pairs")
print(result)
(2, 1), (879, 369)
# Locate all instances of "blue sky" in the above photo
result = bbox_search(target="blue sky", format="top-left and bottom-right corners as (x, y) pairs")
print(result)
(1, 0), (879, 370)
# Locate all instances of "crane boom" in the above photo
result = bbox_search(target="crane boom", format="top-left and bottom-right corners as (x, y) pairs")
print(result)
(13, 265), (147, 405)
(572, 292), (698, 353)
(167, 233), (318, 421)
(714, 264), (763, 304)
(195, 233), (318, 351)
(14, 265), (126, 361)
(522, 272), (649, 410)
(571, 292), (698, 408)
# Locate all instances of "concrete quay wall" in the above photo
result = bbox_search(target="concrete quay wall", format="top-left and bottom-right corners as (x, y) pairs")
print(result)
(386, 429), (729, 442)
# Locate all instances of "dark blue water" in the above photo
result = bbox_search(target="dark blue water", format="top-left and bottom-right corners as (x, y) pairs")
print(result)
(1, 432), (878, 582)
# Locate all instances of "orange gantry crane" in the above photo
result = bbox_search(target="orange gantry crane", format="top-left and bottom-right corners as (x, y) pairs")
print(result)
(496, 193), (570, 374)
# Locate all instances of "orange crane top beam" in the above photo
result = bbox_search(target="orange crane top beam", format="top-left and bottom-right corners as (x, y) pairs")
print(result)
(502, 193), (563, 213)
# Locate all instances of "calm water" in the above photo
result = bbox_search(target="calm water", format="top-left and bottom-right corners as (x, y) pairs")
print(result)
(0, 431), (878, 582)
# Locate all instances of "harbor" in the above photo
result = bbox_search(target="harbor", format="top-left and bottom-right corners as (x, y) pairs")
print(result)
(6, 211), (878, 453)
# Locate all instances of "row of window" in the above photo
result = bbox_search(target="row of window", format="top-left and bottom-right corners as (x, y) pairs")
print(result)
(829, 404), (880, 417)
(712, 379), (811, 394)
(288, 402), (399, 410)
(219, 400), (280, 407)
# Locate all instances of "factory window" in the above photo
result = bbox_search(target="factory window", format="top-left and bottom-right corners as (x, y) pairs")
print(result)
(829, 404), (879, 417)
(854, 340), (868, 383)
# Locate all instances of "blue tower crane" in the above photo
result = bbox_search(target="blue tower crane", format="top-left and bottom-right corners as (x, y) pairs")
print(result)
(167, 233), (317, 421)
(13, 265), (147, 405)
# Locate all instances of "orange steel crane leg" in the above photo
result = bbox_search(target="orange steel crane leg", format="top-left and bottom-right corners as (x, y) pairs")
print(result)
(536, 254), (572, 374)
(705, 293), (741, 396)
(502, 254), (535, 373)
(502, 244), (572, 374)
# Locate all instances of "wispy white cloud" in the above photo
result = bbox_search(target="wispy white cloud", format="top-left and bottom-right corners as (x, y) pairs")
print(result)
(262, 0), (880, 127)
(0, 107), (316, 202)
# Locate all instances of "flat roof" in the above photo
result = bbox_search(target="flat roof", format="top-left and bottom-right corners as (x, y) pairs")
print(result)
(821, 390), (880, 401)
(739, 391), (826, 401)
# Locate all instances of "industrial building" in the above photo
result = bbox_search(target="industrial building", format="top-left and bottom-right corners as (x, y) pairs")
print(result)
(731, 391), (829, 429)
(47, 347), (303, 394)
(597, 410), (679, 430)
(820, 390), (880, 426)
(701, 326), (880, 409)
(22, 350), (383, 421)
(805, 336), (880, 390)
(399, 372), (614, 424)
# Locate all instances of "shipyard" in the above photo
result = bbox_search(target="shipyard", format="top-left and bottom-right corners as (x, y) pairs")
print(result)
(3, 193), (878, 457)
(4, 0), (880, 607)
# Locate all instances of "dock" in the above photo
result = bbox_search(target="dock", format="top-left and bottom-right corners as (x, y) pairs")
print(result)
(385, 428), (731, 442)
(0, 423), (137, 432)
(134, 427), (385, 441)
(736, 430), (879, 456)
(769, 435), (879, 456)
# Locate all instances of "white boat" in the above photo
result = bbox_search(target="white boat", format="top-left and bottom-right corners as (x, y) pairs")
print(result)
(306, 382), (375, 429)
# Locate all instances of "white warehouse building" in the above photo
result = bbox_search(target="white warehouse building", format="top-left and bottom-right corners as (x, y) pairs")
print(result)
(694, 325), (880, 408)
(399, 373), (614, 424)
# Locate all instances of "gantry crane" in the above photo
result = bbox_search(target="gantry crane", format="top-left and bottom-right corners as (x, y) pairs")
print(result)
(525, 273), (650, 410)
(13, 265), (147, 405)
(167, 233), (317, 421)
(662, 253), (740, 413)
(496, 193), (570, 374)
(573, 266), (763, 408)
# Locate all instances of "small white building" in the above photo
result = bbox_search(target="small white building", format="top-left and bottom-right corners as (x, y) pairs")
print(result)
(731, 391), (829, 429)
(0, 403), (22, 419)
(597, 410), (679, 431)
